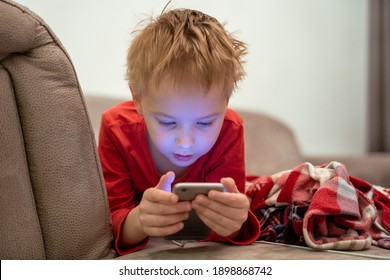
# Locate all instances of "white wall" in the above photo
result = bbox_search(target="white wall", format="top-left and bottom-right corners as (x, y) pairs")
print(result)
(17, 0), (369, 156)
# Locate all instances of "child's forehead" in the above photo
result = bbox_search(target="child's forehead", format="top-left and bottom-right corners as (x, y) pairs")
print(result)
(145, 87), (228, 119)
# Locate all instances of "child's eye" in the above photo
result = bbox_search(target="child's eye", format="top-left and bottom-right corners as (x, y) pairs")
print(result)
(197, 121), (214, 127)
(158, 120), (176, 128)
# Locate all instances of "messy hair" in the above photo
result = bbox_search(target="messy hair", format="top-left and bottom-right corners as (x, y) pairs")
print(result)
(126, 8), (247, 100)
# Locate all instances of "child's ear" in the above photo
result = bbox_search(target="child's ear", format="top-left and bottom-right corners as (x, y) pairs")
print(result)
(129, 84), (143, 115)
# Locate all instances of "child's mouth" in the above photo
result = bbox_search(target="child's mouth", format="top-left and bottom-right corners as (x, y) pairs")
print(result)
(174, 153), (194, 162)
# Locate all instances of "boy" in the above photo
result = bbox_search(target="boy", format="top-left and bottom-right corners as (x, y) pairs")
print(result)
(98, 8), (260, 255)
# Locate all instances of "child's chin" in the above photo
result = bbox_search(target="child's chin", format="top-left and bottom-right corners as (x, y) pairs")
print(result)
(171, 157), (197, 167)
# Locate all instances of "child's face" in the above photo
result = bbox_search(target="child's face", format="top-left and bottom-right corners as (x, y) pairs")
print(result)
(136, 82), (228, 175)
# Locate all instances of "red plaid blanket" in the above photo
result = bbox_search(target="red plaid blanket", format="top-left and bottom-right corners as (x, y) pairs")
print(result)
(245, 161), (390, 250)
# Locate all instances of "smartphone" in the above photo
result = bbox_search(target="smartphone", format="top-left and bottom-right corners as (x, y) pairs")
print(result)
(172, 182), (225, 201)
(165, 182), (224, 240)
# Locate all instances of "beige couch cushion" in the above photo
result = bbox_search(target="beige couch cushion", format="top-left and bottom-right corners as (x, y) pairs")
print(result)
(0, 0), (116, 259)
(239, 110), (303, 175)
(0, 67), (46, 259)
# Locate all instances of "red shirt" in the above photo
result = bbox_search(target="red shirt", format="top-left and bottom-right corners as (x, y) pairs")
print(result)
(98, 101), (260, 255)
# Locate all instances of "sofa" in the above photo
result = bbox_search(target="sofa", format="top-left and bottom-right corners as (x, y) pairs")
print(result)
(1, 0), (389, 260)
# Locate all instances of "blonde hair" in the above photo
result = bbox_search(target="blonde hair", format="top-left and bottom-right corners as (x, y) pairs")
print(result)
(126, 8), (247, 100)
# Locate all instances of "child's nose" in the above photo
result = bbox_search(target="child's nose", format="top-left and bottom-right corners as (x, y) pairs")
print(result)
(175, 133), (195, 148)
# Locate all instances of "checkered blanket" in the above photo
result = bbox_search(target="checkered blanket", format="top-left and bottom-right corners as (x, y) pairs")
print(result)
(245, 161), (390, 250)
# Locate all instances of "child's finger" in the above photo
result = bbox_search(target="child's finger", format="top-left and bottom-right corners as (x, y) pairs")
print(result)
(142, 172), (177, 203)
(155, 171), (175, 192)
(220, 177), (239, 193)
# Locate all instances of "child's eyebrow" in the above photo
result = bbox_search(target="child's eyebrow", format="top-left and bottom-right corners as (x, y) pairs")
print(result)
(152, 112), (223, 120)
(197, 113), (222, 120)
(151, 112), (175, 119)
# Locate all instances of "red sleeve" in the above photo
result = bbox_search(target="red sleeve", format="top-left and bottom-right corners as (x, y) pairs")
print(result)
(208, 211), (260, 245)
(98, 115), (149, 255)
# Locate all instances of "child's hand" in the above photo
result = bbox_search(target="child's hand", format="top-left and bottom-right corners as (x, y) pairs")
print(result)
(137, 171), (191, 237)
(191, 177), (250, 238)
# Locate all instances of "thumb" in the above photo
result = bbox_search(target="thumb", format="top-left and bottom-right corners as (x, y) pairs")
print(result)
(156, 171), (175, 192)
(221, 177), (239, 193)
